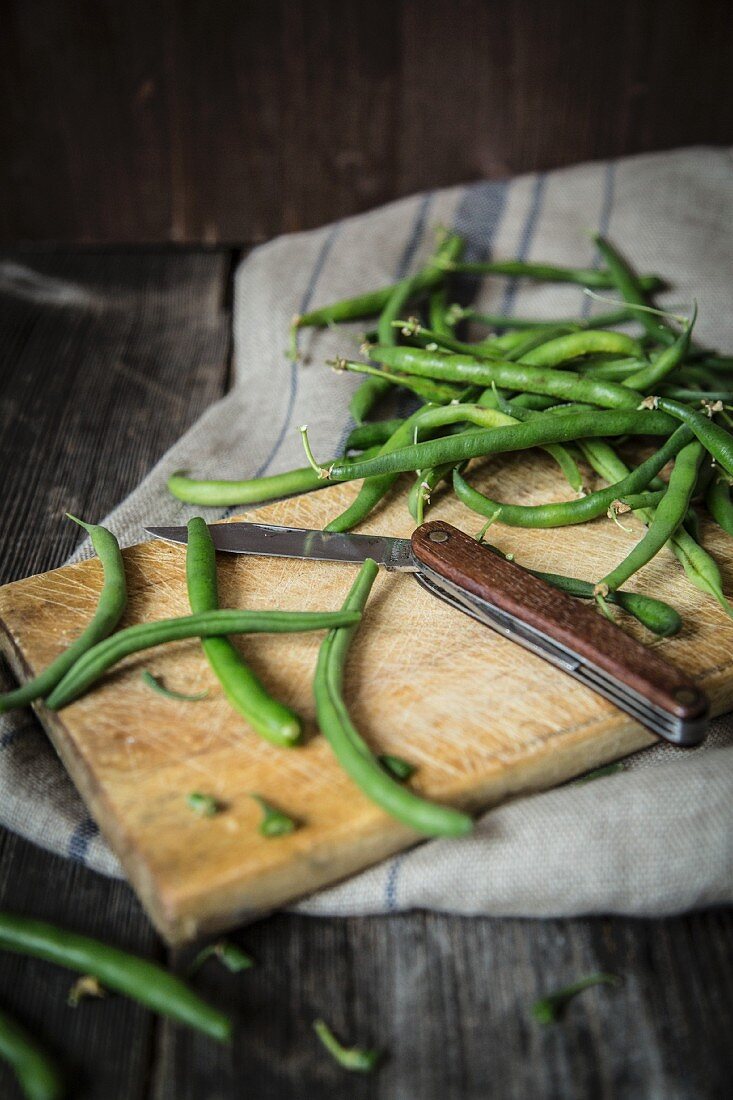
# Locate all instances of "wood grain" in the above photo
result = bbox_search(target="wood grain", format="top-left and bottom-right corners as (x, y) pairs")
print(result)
(2, 0), (731, 245)
(1, 449), (732, 943)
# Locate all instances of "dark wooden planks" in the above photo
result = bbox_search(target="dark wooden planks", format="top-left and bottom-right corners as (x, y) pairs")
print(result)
(2, 0), (731, 245)
(0, 248), (233, 1098)
(0, 249), (232, 582)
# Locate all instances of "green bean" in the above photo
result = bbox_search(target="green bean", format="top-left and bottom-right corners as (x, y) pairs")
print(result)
(141, 670), (208, 702)
(323, 407), (434, 533)
(344, 419), (404, 452)
(592, 235), (676, 346)
(453, 306), (636, 332)
(0, 1003), (63, 1100)
(441, 258), (663, 291)
(451, 426), (691, 528)
(0, 517), (127, 715)
(185, 518), (303, 748)
(367, 345), (643, 410)
(428, 284), (454, 337)
(312, 1018), (380, 1073)
(409, 462), (459, 524)
(45, 607), (360, 710)
(0, 912), (231, 1042)
(336, 359), (463, 405)
(706, 476), (733, 536)
(578, 440), (733, 617)
(167, 447), (383, 507)
(518, 329), (645, 367)
(597, 442), (705, 593)
(661, 388), (733, 403)
(313, 559), (472, 837)
(623, 313), (694, 390)
(395, 320), (577, 359)
(528, 570), (681, 636)
(532, 972), (621, 1024)
(610, 490), (666, 513)
(324, 408), (677, 484)
(653, 397), (733, 478)
(250, 794), (297, 837)
(347, 232), (464, 420)
(583, 358), (647, 382)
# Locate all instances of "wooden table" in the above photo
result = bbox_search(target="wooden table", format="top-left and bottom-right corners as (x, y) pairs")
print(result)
(0, 248), (730, 1099)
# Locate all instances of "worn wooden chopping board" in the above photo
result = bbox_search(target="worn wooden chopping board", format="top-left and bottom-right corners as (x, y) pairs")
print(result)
(1, 447), (732, 943)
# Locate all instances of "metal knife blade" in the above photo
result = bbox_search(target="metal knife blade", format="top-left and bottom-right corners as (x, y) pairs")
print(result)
(145, 522), (418, 571)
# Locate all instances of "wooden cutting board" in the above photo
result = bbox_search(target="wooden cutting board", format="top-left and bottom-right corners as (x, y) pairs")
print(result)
(1, 448), (732, 943)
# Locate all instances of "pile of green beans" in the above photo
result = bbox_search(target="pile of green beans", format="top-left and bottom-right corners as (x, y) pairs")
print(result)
(165, 227), (733, 627)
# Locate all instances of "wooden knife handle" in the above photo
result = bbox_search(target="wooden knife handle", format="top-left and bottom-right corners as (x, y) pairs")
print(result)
(411, 520), (708, 740)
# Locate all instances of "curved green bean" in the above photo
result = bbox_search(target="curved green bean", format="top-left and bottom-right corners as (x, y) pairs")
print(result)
(186, 518), (303, 748)
(0, 1003), (63, 1100)
(452, 426), (691, 528)
(0, 913), (231, 1043)
(345, 419), (404, 452)
(313, 560), (472, 837)
(338, 359), (462, 405)
(592, 235), (676, 346)
(0, 517), (127, 715)
(518, 329), (645, 367)
(654, 397), (733, 478)
(367, 345), (643, 410)
(598, 441), (704, 593)
(623, 313), (694, 391)
(167, 447), (383, 507)
(325, 409), (677, 482)
(453, 305), (636, 332)
(45, 608), (360, 710)
(441, 258), (663, 291)
(528, 571), (681, 637)
(706, 476), (733, 536)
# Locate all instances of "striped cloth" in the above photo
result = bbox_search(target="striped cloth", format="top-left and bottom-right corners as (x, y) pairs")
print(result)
(1, 146), (732, 917)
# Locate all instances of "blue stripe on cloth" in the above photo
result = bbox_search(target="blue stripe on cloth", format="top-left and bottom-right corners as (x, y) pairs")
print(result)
(0, 722), (33, 751)
(581, 161), (616, 318)
(500, 172), (548, 316)
(339, 192), (436, 446)
(382, 177), (510, 914)
(253, 221), (343, 480)
(68, 815), (99, 865)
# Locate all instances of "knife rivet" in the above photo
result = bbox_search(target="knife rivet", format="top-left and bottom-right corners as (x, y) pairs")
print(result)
(428, 530), (449, 543)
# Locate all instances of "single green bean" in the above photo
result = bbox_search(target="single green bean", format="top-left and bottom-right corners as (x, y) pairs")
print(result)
(583, 358), (647, 382)
(167, 447), (383, 507)
(441, 259), (663, 291)
(528, 570), (681, 636)
(367, 345), (643, 410)
(0, 516), (127, 715)
(706, 476), (733, 536)
(0, 912), (231, 1042)
(592, 235), (676, 346)
(344, 419), (404, 452)
(623, 313), (694, 390)
(598, 442), (704, 592)
(324, 409), (677, 482)
(313, 559), (472, 836)
(654, 397), (733, 478)
(451, 426), (691, 527)
(0, 1003), (63, 1100)
(348, 233), (464, 421)
(578, 440), (733, 618)
(428, 284), (454, 337)
(518, 329), (645, 367)
(453, 306), (636, 332)
(186, 518), (303, 748)
(337, 359), (462, 405)
(141, 671), (208, 702)
(45, 608), (360, 710)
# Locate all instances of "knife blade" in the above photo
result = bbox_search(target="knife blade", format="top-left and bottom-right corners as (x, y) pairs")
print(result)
(146, 519), (709, 747)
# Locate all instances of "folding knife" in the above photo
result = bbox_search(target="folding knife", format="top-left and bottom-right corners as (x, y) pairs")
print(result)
(146, 519), (709, 747)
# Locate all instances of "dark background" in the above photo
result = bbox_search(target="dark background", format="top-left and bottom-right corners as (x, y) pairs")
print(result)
(2, 0), (732, 246)
(1, 3), (732, 1099)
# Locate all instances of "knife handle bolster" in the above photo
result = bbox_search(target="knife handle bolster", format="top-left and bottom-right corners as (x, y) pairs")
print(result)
(411, 520), (708, 744)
